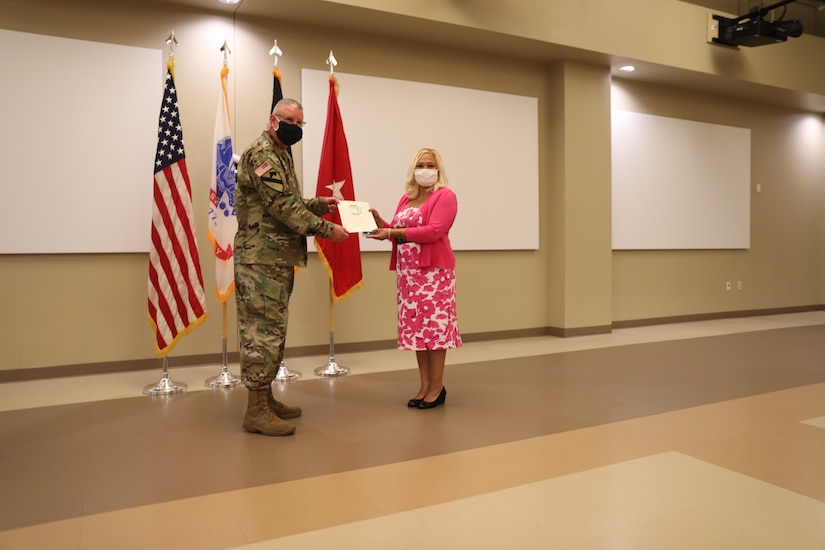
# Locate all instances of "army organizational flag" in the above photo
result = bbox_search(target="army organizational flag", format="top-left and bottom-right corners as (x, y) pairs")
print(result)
(207, 64), (238, 303)
(147, 62), (208, 356)
(314, 75), (363, 301)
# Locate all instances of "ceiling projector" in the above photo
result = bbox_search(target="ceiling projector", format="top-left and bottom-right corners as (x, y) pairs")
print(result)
(713, 0), (805, 47)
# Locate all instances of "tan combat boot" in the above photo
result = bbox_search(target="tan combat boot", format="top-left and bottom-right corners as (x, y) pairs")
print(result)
(268, 392), (303, 419)
(242, 388), (296, 436)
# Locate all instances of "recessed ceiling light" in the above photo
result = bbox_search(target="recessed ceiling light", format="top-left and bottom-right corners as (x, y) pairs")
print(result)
(618, 65), (636, 73)
(218, 0), (241, 4)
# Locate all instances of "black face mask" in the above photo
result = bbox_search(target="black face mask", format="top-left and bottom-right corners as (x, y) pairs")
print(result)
(276, 121), (303, 146)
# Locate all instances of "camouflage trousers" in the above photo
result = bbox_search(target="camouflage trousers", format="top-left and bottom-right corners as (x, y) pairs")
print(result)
(234, 263), (295, 389)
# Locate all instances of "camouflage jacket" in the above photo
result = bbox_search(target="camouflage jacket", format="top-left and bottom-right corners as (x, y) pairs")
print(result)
(234, 131), (334, 266)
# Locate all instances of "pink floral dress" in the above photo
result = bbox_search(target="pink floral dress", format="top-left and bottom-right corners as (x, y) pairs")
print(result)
(393, 206), (462, 351)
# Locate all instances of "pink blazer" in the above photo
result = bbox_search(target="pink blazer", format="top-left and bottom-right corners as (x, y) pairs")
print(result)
(387, 188), (458, 270)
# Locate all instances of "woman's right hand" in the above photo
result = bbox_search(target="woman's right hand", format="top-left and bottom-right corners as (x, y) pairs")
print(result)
(364, 227), (391, 241)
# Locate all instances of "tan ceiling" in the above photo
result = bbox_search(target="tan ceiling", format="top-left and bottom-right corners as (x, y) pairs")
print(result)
(121, 0), (825, 111)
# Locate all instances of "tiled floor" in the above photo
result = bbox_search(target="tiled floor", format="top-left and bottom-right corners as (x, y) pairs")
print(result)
(2, 311), (825, 549)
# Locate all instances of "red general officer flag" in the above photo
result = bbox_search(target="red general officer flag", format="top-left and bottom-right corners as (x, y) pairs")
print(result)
(147, 61), (208, 356)
(314, 75), (363, 301)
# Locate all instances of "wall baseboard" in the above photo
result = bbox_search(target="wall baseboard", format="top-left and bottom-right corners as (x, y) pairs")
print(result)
(2, 305), (822, 383)
(610, 304), (824, 329)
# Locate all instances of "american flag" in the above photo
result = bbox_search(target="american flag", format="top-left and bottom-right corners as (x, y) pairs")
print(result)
(147, 64), (207, 356)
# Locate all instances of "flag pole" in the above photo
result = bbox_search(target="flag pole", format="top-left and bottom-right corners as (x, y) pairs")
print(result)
(205, 301), (241, 387)
(314, 281), (350, 377)
(144, 356), (188, 396)
(313, 55), (358, 377)
(267, 38), (303, 382)
(144, 31), (203, 397)
(275, 359), (302, 381)
(203, 39), (241, 388)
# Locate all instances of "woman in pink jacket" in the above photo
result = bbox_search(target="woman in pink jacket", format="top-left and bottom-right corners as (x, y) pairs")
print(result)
(368, 148), (461, 409)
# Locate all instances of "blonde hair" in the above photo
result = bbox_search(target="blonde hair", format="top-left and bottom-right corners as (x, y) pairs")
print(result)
(405, 147), (449, 200)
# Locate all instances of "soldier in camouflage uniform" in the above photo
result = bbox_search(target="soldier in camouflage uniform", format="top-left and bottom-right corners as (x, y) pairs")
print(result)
(234, 98), (349, 436)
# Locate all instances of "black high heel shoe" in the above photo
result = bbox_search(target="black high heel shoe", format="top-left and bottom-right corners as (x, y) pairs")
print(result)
(417, 387), (446, 409)
(407, 398), (423, 408)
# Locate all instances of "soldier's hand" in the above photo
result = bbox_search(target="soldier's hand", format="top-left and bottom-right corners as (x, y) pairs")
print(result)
(325, 197), (340, 213)
(327, 224), (349, 242)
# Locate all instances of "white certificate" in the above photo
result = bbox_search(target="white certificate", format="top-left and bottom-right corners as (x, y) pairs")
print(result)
(337, 200), (378, 233)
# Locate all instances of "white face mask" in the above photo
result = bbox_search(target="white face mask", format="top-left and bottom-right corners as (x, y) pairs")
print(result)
(414, 168), (438, 187)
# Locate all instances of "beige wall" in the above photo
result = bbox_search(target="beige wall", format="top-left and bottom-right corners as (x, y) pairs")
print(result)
(546, 61), (614, 334)
(1, 0), (824, 374)
(611, 79), (825, 321)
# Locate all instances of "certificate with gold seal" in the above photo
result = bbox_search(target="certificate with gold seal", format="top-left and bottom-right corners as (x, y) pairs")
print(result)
(337, 200), (378, 233)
